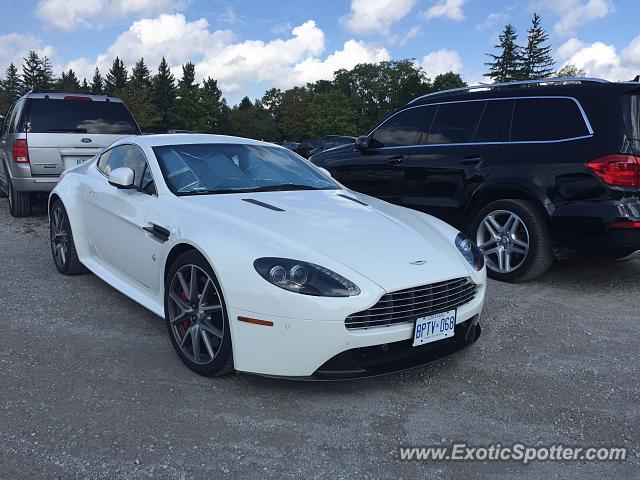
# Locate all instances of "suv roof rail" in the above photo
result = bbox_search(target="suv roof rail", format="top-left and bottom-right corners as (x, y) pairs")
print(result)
(25, 89), (116, 96)
(409, 77), (610, 104)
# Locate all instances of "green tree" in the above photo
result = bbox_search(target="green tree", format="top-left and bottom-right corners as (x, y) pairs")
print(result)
(556, 64), (586, 78)
(201, 77), (223, 133)
(0, 63), (21, 113)
(105, 57), (128, 93)
(278, 87), (310, 140)
(21, 51), (54, 92)
(152, 57), (177, 132)
(485, 24), (522, 83)
(90, 68), (104, 94)
(170, 62), (206, 131)
(519, 13), (554, 80)
(125, 58), (160, 132)
(432, 72), (467, 92)
(309, 90), (358, 137)
(81, 78), (89, 91)
(57, 69), (80, 92)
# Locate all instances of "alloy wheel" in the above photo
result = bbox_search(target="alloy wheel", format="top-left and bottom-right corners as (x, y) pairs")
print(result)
(476, 209), (530, 274)
(50, 206), (69, 268)
(167, 264), (225, 365)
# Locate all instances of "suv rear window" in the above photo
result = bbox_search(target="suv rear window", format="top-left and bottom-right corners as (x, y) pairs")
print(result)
(26, 99), (139, 135)
(510, 98), (589, 142)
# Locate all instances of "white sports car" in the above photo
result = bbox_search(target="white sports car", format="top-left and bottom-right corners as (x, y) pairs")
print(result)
(49, 134), (486, 379)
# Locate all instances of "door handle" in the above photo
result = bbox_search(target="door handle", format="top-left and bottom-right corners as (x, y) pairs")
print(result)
(461, 155), (481, 165)
(387, 155), (404, 165)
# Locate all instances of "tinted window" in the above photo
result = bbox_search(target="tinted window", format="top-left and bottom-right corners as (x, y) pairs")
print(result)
(474, 100), (504, 143)
(98, 145), (148, 188)
(510, 98), (589, 141)
(426, 101), (485, 144)
(153, 143), (337, 195)
(621, 93), (640, 140)
(26, 99), (139, 135)
(371, 107), (428, 148)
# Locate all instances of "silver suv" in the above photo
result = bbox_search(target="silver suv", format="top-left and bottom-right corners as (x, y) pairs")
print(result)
(0, 91), (140, 217)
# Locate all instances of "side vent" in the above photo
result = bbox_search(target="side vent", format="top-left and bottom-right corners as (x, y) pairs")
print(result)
(242, 198), (285, 211)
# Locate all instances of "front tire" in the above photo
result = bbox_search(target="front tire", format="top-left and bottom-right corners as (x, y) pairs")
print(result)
(164, 251), (234, 376)
(50, 200), (86, 275)
(470, 199), (554, 282)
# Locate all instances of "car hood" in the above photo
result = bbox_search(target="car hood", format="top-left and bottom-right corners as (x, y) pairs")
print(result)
(179, 189), (470, 291)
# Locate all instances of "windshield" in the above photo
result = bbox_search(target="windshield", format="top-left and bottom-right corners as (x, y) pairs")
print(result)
(152, 143), (339, 195)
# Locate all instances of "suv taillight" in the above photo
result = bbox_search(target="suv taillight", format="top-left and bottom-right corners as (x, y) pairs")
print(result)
(12, 139), (29, 164)
(587, 154), (640, 188)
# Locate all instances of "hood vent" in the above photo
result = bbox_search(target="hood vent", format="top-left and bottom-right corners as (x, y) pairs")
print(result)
(337, 193), (368, 206)
(242, 198), (285, 211)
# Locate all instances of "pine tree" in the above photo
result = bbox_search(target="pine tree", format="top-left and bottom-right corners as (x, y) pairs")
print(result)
(152, 57), (177, 132)
(105, 57), (128, 93)
(81, 78), (89, 92)
(201, 77), (223, 133)
(485, 24), (522, 83)
(21, 51), (42, 93)
(39, 56), (55, 89)
(90, 67), (104, 94)
(58, 69), (80, 92)
(519, 14), (555, 80)
(2, 63), (22, 99)
(170, 62), (206, 131)
(125, 58), (160, 132)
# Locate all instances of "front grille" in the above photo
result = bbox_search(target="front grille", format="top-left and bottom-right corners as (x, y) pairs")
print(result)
(345, 277), (477, 330)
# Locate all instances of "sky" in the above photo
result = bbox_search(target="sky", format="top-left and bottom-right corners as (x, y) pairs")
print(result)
(1, 0), (639, 104)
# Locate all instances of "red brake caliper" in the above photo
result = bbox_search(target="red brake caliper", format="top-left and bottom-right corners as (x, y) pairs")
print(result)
(181, 291), (190, 329)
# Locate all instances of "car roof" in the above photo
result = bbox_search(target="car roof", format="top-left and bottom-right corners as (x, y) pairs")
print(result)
(120, 133), (283, 149)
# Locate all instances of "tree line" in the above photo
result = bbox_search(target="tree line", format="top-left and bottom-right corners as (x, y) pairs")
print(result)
(0, 13), (583, 141)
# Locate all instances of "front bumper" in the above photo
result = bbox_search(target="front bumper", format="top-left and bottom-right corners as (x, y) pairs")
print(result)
(227, 288), (484, 378)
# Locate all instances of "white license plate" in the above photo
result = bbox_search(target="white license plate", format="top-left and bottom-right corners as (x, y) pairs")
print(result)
(63, 156), (90, 170)
(412, 309), (457, 347)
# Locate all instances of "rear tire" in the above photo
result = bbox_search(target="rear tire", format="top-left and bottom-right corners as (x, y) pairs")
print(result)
(469, 199), (554, 282)
(50, 200), (86, 275)
(164, 250), (234, 377)
(6, 165), (32, 217)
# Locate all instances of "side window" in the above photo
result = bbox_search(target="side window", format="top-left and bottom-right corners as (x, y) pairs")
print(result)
(371, 107), (429, 148)
(474, 100), (506, 143)
(426, 101), (485, 145)
(98, 144), (152, 191)
(510, 98), (590, 141)
(2, 104), (15, 136)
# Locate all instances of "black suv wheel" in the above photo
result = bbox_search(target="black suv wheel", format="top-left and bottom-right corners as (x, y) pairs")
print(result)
(470, 199), (554, 282)
(6, 164), (32, 217)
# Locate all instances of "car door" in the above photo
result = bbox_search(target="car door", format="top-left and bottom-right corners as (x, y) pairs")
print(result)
(403, 99), (508, 229)
(329, 106), (431, 202)
(87, 144), (160, 287)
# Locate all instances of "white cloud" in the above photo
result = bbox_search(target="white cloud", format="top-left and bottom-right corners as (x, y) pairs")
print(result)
(36, 0), (182, 31)
(0, 33), (55, 73)
(419, 48), (463, 77)
(532, 0), (613, 35)
(476, 11), (509, 31)
(63, 15), (390, 100)
(422, 0), (465, 21)
(557, 34), (640, 81)
(342, 0), (417, 35)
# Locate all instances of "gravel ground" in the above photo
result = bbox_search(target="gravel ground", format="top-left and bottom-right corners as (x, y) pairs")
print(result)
(0, 196), (638, 479)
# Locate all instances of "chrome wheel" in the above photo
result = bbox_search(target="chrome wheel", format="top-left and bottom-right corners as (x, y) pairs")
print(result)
(476, 209), (530, 274)
(50, 206), (69, 268)
(167, 265), (225, 365)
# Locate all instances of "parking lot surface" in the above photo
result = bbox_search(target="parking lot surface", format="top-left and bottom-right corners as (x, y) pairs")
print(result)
(0, 197), (638, 479)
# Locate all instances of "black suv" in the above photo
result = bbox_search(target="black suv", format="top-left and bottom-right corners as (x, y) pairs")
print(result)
(309, 78), (640, 281)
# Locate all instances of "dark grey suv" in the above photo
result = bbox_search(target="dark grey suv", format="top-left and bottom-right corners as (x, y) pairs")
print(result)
(0, 91), (140, 217)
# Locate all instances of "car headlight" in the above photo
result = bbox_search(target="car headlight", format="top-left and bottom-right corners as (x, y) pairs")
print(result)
(254, 258), (361, 297)
(455, 233), (484, 271)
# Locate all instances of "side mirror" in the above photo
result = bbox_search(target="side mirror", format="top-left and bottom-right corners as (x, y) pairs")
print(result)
(317, 167), (332, 178)
(355, 135), (370, 152)
(108, 167), (135, 189)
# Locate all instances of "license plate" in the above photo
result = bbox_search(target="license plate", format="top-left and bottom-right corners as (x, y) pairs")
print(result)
(63, 156), (90, 170)
(412, 309), (456, 347)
